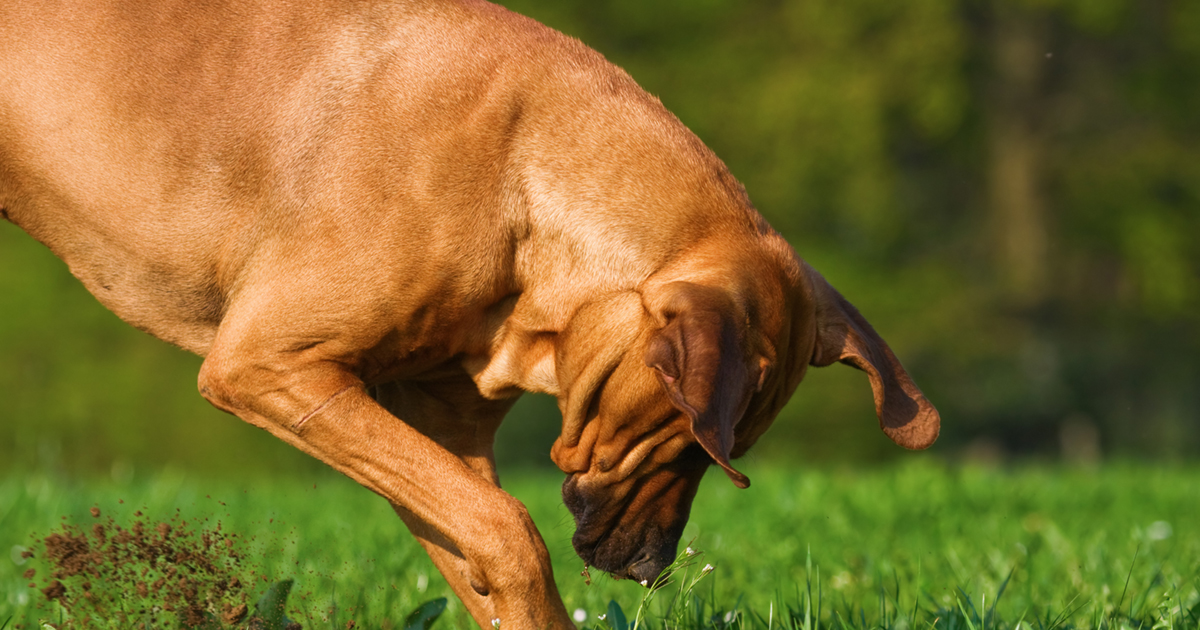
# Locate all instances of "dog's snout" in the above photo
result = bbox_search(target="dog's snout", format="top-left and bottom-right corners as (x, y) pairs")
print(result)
(570, 527), (600, 566)
(626, 553), (671, 586)
(561, 475), (584, 514)
(563, 461), (706, 583)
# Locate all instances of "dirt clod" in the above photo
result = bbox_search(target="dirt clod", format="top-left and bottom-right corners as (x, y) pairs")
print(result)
(42, 580), (66, 602)
(223, 602), (249, 625)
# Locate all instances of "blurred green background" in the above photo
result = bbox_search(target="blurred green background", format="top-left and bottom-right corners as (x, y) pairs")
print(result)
(2, 0), (1198, 478)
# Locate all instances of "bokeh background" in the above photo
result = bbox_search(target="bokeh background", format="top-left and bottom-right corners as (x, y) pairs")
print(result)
(2, 0), (1198, 479)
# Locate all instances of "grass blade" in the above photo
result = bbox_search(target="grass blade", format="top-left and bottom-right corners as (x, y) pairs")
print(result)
(249, 578), (297, 630)
(403, 597), (447, 630)
(608, 599), (629, 630)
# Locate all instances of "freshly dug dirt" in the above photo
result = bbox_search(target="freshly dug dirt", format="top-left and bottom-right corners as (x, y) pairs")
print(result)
(31, 506), (256, 628)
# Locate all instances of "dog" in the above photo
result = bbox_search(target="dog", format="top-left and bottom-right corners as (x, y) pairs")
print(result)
(0, 0), (940, 626)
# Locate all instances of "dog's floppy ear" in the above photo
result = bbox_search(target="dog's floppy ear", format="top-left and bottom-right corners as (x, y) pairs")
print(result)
(644, 282), (754, 489)
(805, 266), (940, 450)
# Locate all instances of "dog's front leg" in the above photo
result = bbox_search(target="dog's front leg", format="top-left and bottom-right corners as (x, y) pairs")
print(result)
(198, 347), (573, 629)
(371, 379), (572, 627)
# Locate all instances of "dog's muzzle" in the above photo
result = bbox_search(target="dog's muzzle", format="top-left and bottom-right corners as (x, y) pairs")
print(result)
(563, 475), (685, 585)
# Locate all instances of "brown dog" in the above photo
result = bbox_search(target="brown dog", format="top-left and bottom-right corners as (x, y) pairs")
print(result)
(0, 0), (939, 627)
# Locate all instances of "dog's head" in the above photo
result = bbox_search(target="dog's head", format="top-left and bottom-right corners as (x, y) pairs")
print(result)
(549, 235), (939, 583)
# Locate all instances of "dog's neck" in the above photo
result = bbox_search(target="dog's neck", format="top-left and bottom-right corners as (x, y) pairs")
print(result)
(467, 125), (746, 393)
(460, 54), (803, 437)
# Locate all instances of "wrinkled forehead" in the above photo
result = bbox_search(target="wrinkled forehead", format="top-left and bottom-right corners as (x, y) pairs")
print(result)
(604, 352), (695, 425)
(563, 350), (694, 469)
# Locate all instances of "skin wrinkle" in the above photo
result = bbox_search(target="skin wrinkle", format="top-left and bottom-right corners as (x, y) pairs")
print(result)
(610, 418), (683, 483)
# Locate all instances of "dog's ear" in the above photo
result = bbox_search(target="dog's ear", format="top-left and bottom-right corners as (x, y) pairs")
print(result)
(644, 282), (754, 489)
(805, 266), (940, 450)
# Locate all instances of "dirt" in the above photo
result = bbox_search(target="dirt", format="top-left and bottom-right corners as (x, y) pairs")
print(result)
(30, 504), (257, 628)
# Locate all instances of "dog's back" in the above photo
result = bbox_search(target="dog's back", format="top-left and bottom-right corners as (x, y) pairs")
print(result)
(0, 0), (752, 359)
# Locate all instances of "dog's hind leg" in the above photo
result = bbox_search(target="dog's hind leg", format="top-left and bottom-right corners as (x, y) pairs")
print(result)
(197, 329), (572, 629)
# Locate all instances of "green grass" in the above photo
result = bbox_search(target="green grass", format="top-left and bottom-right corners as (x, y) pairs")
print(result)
(2, 460), (1198, 629)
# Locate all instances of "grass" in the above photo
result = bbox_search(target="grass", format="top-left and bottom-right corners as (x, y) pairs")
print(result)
(1, 460), (1198, 629)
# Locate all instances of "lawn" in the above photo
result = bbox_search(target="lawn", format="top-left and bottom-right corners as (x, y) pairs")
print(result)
(2, 460), (1198, 629)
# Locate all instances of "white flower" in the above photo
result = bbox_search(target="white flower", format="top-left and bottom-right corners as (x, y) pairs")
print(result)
(685, 546), (695, 556)
(640, 579), (648, 586)
(724, 611), (737, 623)
(573, 609), (587, 623)
(11, 545), (29, 566)
(491, 618), (501, 629)
(1147, 521), (1173, 541)
(702, 563), (714, 573)
(598, 614), (607, 621)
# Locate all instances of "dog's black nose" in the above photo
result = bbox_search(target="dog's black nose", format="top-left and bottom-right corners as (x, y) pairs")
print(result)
(626, 553), (671, 586)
